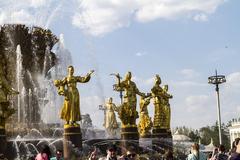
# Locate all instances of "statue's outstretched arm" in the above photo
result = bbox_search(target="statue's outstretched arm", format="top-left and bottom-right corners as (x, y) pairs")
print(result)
(77, 70), (94, 83)
(111, 73), (125, 92)
(135, 85), (146, 97)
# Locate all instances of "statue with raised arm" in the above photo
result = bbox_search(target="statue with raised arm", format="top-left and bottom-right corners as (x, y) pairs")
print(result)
(0, 66), (19, 129)
(138, 96), (152, 137)
(113, 71), (145, 127)
(54, 65), (94, 127)
(103, 97), (119, 137)
(162, 85), (173, 131)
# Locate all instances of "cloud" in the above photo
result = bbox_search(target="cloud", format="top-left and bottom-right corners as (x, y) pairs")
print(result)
(72, 0), (135, 36)
(226, 72), (240, 86)
(236, 106), (240, 113)
(173, 81), (207, 88)
(193, 13), (208, 22)
(179, 69), (200, 79)
(10, 10), (34, 24)
(73, 0), (226, 36)
(132, 76), (154, 87)
(0, 0), (61, 28)
(0, 0), (226, 36)
(135, 51), (147, 57)
(222, 72), (240, 96)
(30, 0), (47, 8)
(185, 95), (211, 112)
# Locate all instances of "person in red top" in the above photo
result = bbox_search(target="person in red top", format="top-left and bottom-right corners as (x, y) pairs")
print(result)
(35, 145), (51, 160)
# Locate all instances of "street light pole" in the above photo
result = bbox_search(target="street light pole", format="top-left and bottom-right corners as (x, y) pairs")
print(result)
(208, 70), (226, 145)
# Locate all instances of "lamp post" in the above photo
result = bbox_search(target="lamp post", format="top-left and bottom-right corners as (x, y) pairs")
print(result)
(208, 70), (226, 145)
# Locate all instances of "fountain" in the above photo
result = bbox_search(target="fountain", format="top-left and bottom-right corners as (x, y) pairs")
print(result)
(0, 24), (175, 159)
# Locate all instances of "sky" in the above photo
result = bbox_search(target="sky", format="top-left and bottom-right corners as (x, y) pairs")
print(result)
(1, 0), (240, 129)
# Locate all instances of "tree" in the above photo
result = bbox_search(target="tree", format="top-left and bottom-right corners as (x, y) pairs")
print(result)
(199, 121), (230, 150)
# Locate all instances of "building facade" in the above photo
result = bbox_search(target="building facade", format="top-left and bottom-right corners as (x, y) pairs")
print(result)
(229, 120), (240, 145)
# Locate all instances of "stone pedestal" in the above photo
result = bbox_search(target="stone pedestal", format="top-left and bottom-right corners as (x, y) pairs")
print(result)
(63, 125), (82, 160)
(139, 137), (152, 149)
(121, 126), (139, 150)
(152, 128), (173, 152)
(152, 128), (168, 138)
(0, 128), (7, 154)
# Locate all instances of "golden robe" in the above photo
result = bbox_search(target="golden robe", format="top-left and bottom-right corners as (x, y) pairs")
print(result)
(59, 75), (91, 122)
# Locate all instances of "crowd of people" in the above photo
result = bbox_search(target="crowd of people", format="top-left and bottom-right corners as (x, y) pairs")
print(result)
(88, 145), (145, 160)
(2, 137), (240, 160)
(186, 138), (240, 160)
(34, 145), (63, 160)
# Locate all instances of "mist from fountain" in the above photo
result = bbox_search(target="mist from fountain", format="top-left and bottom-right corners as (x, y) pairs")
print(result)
(21, 86), (26, 124)
(40, 33), (72, 124)
(16, 45), (23, 123)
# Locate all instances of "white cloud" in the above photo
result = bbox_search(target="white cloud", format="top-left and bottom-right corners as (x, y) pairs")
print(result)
(222, 72), (240, 96)
(10, 10), (34, 24)
(194, 13), (208, 22)
(185, 95), (211, 112)
(236, 106), (240, 113)
(132, 76), (154, 87)
(180, 69), (200, 79)
(226, 72), (240, 86)
(0, 0), (61, 27)
(72, 0), (135, 36)
(73, 0), (226, 36)
(135, 0), (224, 22)
(173, 81), (207, 87)
(30, 0), (47, 8)
(0, 0), (226, 36)
(135, 51), (147, 57)
(0, 10), (33, 25)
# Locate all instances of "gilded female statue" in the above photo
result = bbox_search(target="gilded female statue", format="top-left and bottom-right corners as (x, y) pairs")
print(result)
(54, 66), (94, 126)
(162, 85), (172, 130)
(151, 74), (164, 128)
(138, 96), (152, 137)
(113, 71), (145, 127)
(104, 97), (119, 137)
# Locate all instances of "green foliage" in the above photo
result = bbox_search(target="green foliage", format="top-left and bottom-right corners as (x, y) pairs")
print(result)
(199, 121), (230, 149)
(174, 121), (230, 150)
(173, 126), (200, 142)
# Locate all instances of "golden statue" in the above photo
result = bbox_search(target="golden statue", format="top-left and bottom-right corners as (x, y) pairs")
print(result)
(0, 67), (19, 129)
(103, 97), (119, 137)
(113, 71), (145, 127)
(54, 66), (94, 127)
(151, 74), (165, 129)
(162, 85), (172, 130)
(138, 96), (152, 137)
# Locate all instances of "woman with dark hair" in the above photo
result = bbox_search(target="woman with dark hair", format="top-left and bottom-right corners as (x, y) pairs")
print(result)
(186, 143), (207, 160)
(229, 138), (240, 160)
(212, 144), (228, 160)
(35, 145), (51, 160)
